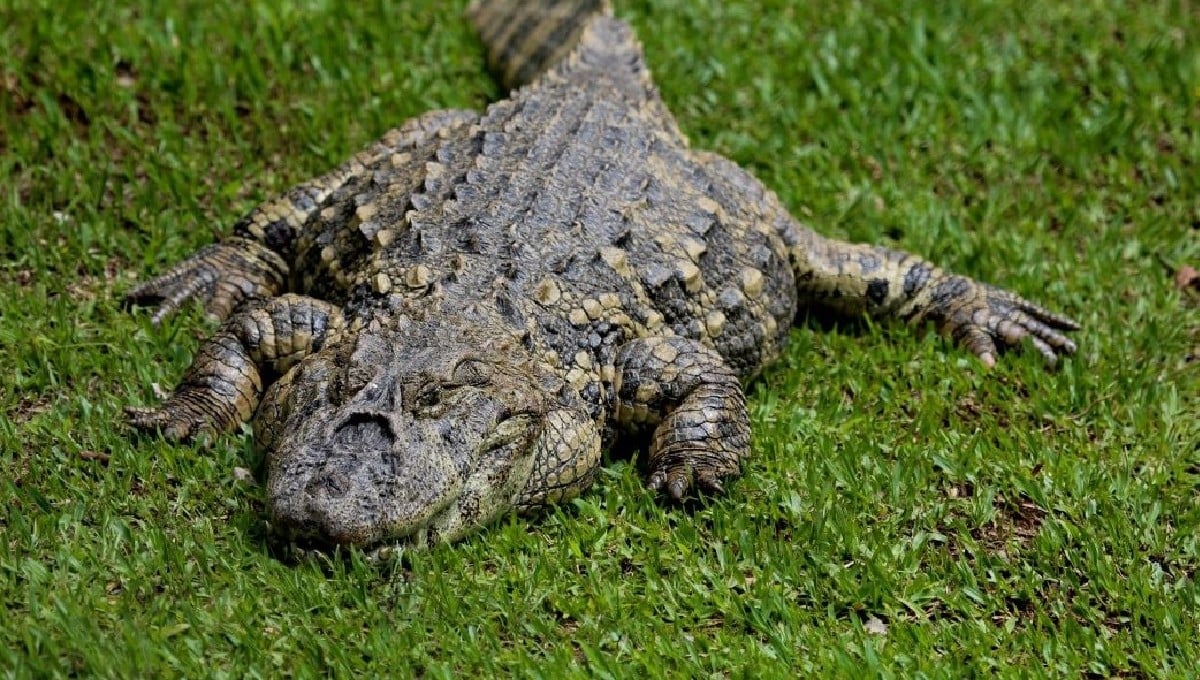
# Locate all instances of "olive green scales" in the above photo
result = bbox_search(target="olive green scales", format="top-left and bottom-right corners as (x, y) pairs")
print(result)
(124, 0), (1079, 549)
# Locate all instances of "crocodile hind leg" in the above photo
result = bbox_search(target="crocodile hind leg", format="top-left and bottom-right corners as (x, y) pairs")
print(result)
(784, 228), (1080, 367)
(692, 149), (1079, 367)
(127, 294), (345, 440)
(612, 336), (750, 500)
(125, 238), (289, 324)
(125, 108), (477, 324)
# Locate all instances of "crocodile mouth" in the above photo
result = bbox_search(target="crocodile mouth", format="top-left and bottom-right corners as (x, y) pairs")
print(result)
(264, 404), (544, 552)
(264, 402), (472, 548)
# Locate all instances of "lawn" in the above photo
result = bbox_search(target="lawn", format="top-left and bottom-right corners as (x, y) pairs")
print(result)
(2, 0), (1198, 676)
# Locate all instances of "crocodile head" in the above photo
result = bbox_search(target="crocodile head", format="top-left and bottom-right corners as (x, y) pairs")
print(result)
(258, 318), (557, 548)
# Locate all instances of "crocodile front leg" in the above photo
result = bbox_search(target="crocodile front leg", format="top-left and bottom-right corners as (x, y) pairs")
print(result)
(127, 294), (345, 440)
(515, 409), (604, 512)
(612, 336), (750, 500)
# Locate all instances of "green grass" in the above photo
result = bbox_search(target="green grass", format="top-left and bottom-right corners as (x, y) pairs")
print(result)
(2, 0), (1198, 675)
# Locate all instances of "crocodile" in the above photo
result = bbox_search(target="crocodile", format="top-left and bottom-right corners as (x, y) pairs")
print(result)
(123, 0), (1079, 549)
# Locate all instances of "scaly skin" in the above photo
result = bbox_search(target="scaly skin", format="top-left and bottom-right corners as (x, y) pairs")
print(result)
(123, 0), (1079, 549)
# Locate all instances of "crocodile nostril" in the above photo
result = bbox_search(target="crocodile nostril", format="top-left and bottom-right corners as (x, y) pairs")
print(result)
(333, 412), (395, 451)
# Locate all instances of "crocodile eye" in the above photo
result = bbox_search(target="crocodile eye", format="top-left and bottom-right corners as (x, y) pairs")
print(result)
(413, 381), (441, 408)
(331, 360), (377, 406)
(452, 358), (493, 386)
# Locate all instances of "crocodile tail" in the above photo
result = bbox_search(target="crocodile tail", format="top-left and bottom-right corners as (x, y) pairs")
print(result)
(466, 0), (614, 91)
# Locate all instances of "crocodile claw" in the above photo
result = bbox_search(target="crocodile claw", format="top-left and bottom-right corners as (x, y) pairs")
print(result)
(124, 238), (287, 324)
(648, 456), (732, 501)
(929, 276), (1079, 368)
(125, 404), (207, 441)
